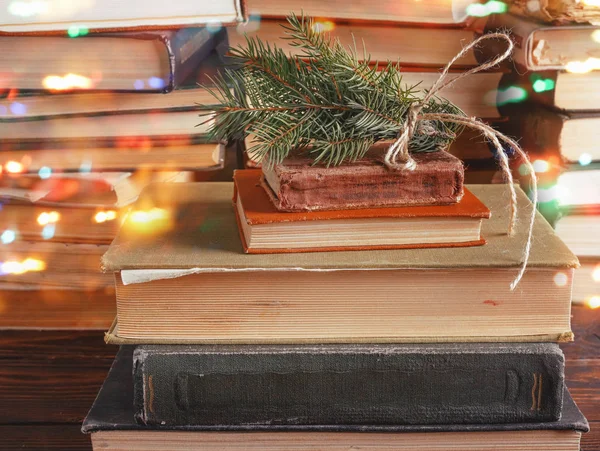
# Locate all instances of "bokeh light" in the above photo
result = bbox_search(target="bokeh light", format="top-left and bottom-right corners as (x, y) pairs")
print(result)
(565, 58), (600, 74)
(532, 159), (550, 173)
(38, 166), (52, 179)
(593, 264), (600, 282)
(37, 211), (61, 226)
(532, 78), (555, 93)
(466, 0), (507, 17)
(578, 153), (592, 166)
(1, 258), (46, 275)
(493, 86), (528, 106)
(5, 161), (24, 173)
(0, 230), (16, 245)
(8, 0), (48, 17)
(67, 25), (89, 38)
(312, 20), (335, 33)
(553, 272), (568, 287)
(588, 296), (600, 309)
(94, 210), (118, 223)
(43, 73), (93, 90)
(41, 224), (56, 240)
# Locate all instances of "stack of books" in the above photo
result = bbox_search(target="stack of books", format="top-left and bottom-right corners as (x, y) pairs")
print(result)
(82, 162), (588, 449)
(481, 4), (600, 307)
(0, 2), (242, 289)
(231, 0), (510, 183)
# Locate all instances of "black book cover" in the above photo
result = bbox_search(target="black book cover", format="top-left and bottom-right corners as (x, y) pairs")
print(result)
(82, 346), (587, 433)
(132, 343), (565, 426)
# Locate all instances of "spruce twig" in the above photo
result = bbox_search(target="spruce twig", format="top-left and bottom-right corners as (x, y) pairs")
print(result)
(199, 13), (465, 166)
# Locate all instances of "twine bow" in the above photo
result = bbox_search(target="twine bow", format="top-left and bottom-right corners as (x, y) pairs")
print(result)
(386, 33), (537, 291)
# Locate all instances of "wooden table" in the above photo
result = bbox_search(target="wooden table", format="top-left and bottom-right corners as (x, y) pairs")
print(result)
(0, 299), (597, 450)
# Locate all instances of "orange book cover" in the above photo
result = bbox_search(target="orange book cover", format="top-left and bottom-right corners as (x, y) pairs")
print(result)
(233, 169), (491, 254)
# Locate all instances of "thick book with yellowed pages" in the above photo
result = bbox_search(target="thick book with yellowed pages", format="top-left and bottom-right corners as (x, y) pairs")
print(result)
(234, 169), (490, 253)
(0, 241), (112, 290)
(0, 1), (245, 33)
(230, 21), (479, 69)
(102, 182), (577, 344)
(244, 0), (475, 25)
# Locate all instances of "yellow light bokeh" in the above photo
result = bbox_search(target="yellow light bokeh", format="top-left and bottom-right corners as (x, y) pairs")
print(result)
(312, 20), (335, 33)
(94, 210), (118, 223)
(42, 73), (93, 91)
(582, 0), (600, 6)
(565, 57), (600, 74)
(130, 208), (170, 224)
(125, 207), (173, 235)
(593, 264), (600, 282)
(1, 258), (46, 275)
(37, 211), (60, 226)
(5, 160), (24, 173)
(587, 296), (600, 309)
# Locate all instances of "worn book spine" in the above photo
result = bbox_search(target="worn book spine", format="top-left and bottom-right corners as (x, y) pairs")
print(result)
(133, 343), (565, 427)
(261, 149), (464, 212)
(162, 27), (227, 92)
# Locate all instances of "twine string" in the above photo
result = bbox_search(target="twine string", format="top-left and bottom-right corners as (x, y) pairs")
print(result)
(386, 33), (538, 290)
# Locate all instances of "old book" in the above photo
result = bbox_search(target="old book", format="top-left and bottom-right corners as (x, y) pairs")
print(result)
(0, 1), (245, 32)
(555, 210), (600, 257)
(102, 182), (578, 344)
(498, 108), (600, 163)
(0, 142), (225, 173)
(484, 14), (600, 71)
(243, 0), (475, 25)
(234, 169), (489, 252)
(0, 109), (215, 142)
(82, 347), (589, 451)
(0, 27), (224, 92)
(1, 171), (193, 208)
(0, 51), (226, 120)
(498, 71), (600, 112)
(553, 166), (600, 207)
(231, 21), (478, 69)
(133, 343), (565, 426)
(0, 241), (112, 290)
(1, 203), (120, 244)
(571, 259), (600, 304)
(509, 0), (600, 25)
(261, 150), (465, 212)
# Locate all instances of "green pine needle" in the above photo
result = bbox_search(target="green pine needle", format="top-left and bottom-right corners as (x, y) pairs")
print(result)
(199, 13), (465, 166)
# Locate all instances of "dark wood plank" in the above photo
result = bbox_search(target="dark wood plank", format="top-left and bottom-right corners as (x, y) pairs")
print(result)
(583, 421), (600, 451)
(0, 330), (114, 424)
(565, 304), (600, 360)
(0, 425), (91, 451)
(0, 330), (114, 359)
(566, 358), (600, 423)
(0, 289), (115, 329)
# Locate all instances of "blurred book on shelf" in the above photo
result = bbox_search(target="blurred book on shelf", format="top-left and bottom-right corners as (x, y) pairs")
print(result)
(0, 241), (112, 290)
(0, 28), (227, 92)
(483, 14), (600, 71)
(244, 0), (478, 25)
(508, 0), (600, 25)
(232, 20), (480, 69)
(0, 1), (245, 32)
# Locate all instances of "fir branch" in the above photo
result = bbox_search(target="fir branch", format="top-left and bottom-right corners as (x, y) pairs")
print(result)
(200, 13), (465, 166)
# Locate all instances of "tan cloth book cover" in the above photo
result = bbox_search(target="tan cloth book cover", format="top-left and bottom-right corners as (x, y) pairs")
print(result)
(102, 183), (578, 272)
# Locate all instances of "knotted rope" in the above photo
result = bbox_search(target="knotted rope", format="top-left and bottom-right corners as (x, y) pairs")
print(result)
(386, 33), (537, 291)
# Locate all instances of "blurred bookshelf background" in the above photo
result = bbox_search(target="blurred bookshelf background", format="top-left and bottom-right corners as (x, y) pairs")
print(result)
(0, 0), (599, 449)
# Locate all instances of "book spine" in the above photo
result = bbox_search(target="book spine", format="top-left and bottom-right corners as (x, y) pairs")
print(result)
(133, 344), (565, 426)
(163, 27), (227, 92)
(263, 154), (463, 212)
